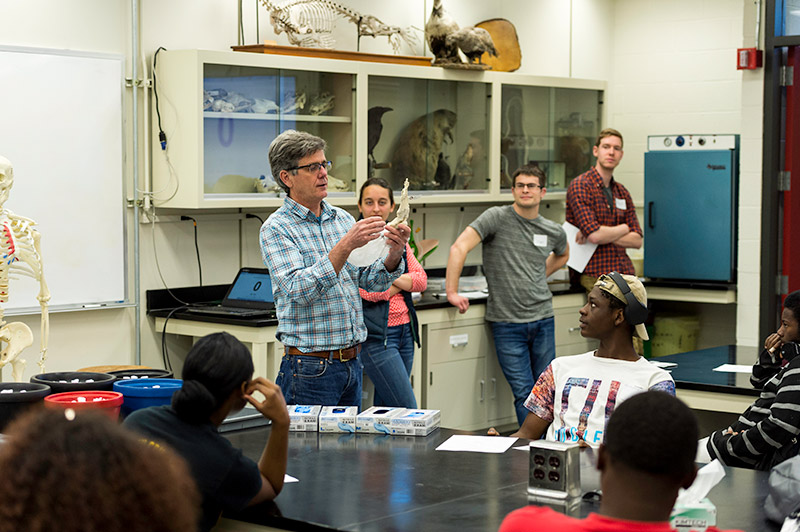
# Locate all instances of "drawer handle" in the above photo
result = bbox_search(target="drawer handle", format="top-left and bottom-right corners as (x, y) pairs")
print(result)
(480, 379), (485, 402)
(568, 326), (580, 332)
(449, 333), (469, 347)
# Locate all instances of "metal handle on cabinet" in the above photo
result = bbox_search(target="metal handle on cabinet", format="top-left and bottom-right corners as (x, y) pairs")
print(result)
(491, 378), (497, 400)
(648, 201), (655, 229)
(568, 326), (580, 333)
(480, 379), (485, 402)
(410, 374), (414, 389)
(429, 372), (433, 386)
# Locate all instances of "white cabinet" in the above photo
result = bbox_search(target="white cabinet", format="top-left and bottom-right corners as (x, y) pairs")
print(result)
(150, 49), (605, 209)
(422, 311), (516, 431)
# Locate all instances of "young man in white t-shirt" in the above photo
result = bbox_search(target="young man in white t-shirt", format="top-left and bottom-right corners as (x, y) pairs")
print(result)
(506, 273), (675, 445)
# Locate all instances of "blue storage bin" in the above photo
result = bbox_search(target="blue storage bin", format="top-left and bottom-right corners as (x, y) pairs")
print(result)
(113, 378), (183, 417)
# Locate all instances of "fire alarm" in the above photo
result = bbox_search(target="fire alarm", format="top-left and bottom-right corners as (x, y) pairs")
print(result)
(737, 48), (763, 70)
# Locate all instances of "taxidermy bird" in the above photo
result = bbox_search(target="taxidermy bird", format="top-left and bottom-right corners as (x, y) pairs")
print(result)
(391, 109), (457, 189)
(367, 106), (393, 168)
(434, 153), (452, 189)
(425, 0), (460, 64)
(446, 27), (497, 65)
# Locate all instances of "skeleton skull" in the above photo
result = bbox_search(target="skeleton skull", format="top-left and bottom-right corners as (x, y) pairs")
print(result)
(0, 156), (14, 207)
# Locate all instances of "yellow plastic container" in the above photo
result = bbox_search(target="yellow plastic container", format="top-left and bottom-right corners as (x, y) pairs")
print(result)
(652, 315), (700, 357)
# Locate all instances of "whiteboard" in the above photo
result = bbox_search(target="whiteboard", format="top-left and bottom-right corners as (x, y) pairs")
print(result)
(0, 46), (126, 312)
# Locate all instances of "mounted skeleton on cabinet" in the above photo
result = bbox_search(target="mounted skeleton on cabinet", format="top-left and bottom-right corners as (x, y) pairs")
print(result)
(259, 0), (418, 53)
(0, 156), (50, 382)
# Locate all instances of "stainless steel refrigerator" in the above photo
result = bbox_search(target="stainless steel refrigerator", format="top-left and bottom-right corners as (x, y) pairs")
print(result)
(644, 134), (738, 284)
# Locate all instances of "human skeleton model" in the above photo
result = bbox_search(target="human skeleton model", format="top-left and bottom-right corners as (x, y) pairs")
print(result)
(259, 0), (418, 53)
(0, 156), (50, 382)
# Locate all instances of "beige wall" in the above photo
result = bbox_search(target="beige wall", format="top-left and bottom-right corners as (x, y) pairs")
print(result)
(0, 0), (761, 380)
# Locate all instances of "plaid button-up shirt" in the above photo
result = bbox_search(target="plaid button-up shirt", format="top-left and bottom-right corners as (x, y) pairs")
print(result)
(566, 167), (641, 277)
(260, 197), (402, 352)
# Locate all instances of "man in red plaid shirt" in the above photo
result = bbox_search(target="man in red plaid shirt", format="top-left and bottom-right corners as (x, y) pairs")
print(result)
(566, 128), (642, 292)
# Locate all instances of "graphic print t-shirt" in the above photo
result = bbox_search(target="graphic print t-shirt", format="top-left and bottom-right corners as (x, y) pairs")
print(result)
(524, 351), (675, 446)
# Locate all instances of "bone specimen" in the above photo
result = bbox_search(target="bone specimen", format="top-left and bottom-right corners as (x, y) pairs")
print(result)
(387, 179), (410, 227)
(260, 0), (418, 54)
(308, 92), (335, 115)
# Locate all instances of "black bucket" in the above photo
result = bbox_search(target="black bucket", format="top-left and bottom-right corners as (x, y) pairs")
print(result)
(0, 382), (51, 432)
(31, 372), (115, 394)
(108, 368), (173, 381)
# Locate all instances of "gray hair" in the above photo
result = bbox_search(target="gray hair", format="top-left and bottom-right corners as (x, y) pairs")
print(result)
(268, 130), (327, 194)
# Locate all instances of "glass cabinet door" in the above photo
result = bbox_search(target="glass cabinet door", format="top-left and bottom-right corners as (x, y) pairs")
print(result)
(203, 64), (354, 199)
(501, 85), (601, 190)
(368, 76), (490, 195)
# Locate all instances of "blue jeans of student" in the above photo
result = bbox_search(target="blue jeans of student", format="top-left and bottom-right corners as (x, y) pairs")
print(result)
(276, 353), (362, 408)
(490, 317), (556, 427)
(361, 323), (417, 408)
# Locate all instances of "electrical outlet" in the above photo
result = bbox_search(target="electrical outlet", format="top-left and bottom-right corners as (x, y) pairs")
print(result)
(528, 440), (581, 499)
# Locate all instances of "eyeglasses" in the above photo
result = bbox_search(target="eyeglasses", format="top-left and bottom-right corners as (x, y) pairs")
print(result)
(514, 182), (543, 190)
(288, 160), (332, 174)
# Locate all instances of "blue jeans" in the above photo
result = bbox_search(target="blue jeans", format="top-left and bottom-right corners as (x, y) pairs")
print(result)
(276, 354), (362, 409)
(361, 323), (417, 408)
(490, 317), (556, 427)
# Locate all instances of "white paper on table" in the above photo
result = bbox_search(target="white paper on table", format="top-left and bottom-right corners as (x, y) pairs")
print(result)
(712, 364), (753, 373)
(562, 221), (598, 273)
(435, 435), (518, 454)
(649, 360), (678, 369)
(284, 474), (299, 483)
(696, 437), (712, 464)
(458, 291), (488, 300)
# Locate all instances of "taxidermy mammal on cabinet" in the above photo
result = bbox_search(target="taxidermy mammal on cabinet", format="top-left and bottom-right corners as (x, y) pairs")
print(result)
(391, 109), (456, 189)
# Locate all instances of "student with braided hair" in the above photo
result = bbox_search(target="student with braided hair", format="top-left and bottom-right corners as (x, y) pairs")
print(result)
(125, 332), (289, 532)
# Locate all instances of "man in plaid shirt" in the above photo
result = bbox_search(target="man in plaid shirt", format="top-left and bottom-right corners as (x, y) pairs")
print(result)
(260, 130), (409, 408)
(566, 128), (642, 292)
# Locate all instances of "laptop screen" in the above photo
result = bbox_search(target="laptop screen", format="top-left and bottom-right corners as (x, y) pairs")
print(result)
(222, 268), (274, 308)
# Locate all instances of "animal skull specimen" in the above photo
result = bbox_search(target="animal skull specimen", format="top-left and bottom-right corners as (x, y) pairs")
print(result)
(0, 156), (50, 381)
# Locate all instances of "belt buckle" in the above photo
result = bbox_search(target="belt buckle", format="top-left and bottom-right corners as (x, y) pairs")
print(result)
(335, 348), (347, 361)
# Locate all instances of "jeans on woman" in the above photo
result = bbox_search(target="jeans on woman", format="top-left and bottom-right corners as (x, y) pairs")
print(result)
(361, 322), (417, 408)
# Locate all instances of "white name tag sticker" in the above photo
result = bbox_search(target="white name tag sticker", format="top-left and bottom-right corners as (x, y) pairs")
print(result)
(615, 198), (627, 210)
(533, 234), (548, 247)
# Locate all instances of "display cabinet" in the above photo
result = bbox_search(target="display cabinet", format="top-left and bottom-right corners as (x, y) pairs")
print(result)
(150, 49), (605, 209)
(500, 85), (601, 190)
(368, 76), (490, 195)
(151, 50), (357, 209)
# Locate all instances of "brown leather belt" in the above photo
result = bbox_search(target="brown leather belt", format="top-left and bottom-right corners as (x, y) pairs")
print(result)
(285, 345), (361, 361)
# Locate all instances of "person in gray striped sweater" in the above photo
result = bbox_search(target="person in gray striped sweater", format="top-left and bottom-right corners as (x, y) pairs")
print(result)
(707, 290), (800, 470)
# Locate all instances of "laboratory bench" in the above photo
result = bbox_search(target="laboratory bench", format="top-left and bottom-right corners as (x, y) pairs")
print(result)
(213, 426), (778, 532)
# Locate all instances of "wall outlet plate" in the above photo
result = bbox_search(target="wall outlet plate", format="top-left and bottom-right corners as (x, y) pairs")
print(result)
(527, 440), (581, 499)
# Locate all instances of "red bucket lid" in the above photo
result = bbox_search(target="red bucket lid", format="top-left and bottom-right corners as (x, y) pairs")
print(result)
(44, 391), (123, 408)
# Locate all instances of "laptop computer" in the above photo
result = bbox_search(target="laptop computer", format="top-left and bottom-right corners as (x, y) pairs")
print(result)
(185, 267), (275, 318)
(219, 405), (271, 433)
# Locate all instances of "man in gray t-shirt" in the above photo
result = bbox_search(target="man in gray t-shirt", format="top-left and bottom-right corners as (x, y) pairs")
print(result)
(446, 165), (569, 427)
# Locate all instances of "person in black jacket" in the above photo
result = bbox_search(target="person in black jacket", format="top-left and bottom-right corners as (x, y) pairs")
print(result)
(707, 290), (800, 470)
